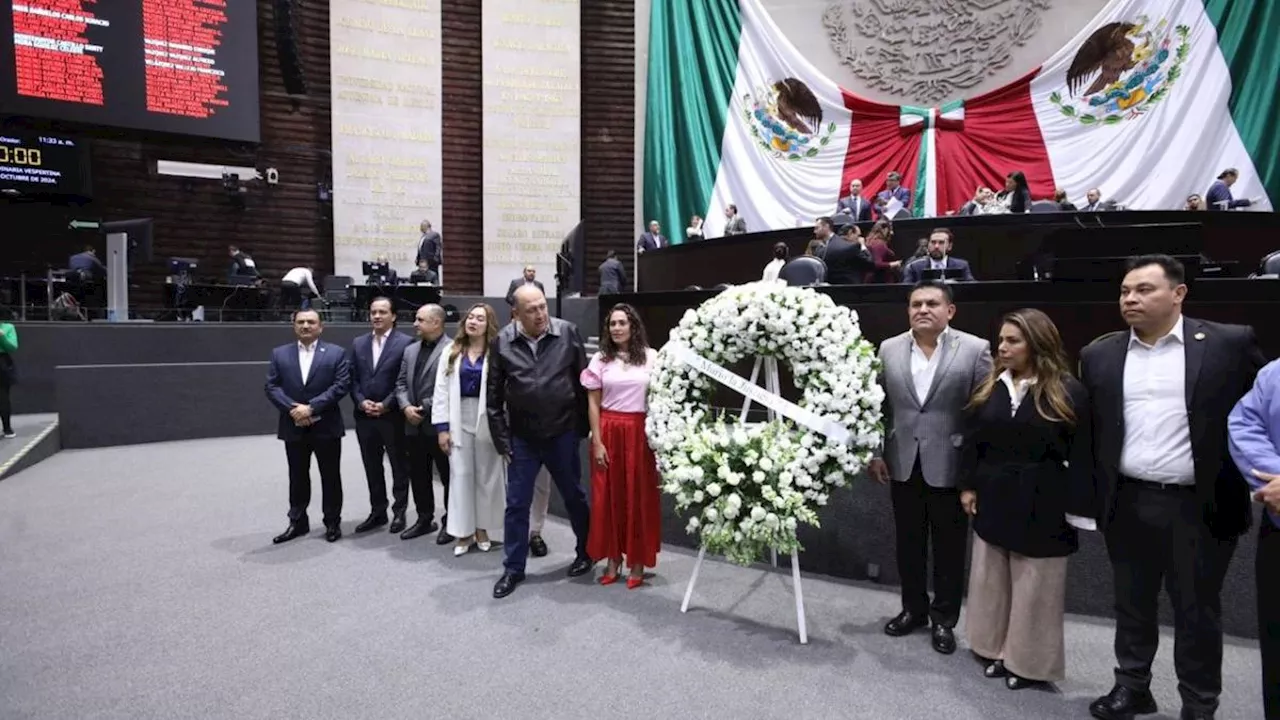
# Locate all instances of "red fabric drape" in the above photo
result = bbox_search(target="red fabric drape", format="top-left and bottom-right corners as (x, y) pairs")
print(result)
(934, 68), (1056, 214)
(841, 91), (923, 206)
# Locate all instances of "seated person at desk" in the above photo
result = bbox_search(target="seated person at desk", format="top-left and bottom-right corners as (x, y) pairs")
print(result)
(901, 228), (975, 284)
(68, 245), (106, 280)
(365, 254), (398, 286)
(1206, 167), (1254, 210)
(228, 245), (261, 281)
(823, 222), (875, 285)
(408, 259), (438, 284)
(281, 266), (322, 310)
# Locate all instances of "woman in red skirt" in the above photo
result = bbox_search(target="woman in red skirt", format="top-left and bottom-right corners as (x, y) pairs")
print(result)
(580, 303), (662, 589)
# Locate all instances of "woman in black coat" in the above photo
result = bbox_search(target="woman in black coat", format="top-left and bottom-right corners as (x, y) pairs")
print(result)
(958, 308), (1094, 690)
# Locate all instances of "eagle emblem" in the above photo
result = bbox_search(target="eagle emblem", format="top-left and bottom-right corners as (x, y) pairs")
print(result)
(742, 77), (837, 161)
(1048, 16), (1190, 127)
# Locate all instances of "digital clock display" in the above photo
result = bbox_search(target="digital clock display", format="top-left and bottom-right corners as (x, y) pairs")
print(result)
(0, 131), (90, 197)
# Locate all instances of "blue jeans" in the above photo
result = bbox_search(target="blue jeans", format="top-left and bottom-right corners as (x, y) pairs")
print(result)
(503, 431), (590, 575)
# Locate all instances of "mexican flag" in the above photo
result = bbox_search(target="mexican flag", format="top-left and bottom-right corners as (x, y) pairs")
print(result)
(643, 0), (853, 242)
(1024, 0), (1275, 212)
(643, 0), (1276, 237)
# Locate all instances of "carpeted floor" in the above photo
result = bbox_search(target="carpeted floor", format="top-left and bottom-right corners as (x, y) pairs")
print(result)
(0, 413), (56, 470)
(0, 435), (1264, 720)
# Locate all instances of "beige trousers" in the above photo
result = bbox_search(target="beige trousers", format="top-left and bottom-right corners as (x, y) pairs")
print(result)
(530, 469), (551, 535)
(966, 535), (1069, 682)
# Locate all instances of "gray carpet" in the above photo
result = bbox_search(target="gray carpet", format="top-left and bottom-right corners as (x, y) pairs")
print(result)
(0, 435), (1264, 720)
(0, 413), (56, 472)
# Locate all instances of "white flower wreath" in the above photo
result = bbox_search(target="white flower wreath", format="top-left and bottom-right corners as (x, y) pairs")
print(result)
(646, 282), (885, 565)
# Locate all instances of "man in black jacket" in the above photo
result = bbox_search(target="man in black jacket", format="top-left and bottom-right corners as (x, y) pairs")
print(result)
(487, 284), (593, 598)
(1080, 254), (1266, 720)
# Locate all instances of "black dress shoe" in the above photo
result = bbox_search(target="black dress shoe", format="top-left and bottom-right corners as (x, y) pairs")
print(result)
(493, 572), (525, 598)
(324, 525), (342, 543)
(984, 659), (1008, 678)
(272, 521), (310, 544)
(1006, 674), (1043, 691)
(355, 512), (387, 533)
(1179, 710), (1213, 720)
(436, 527), (455, 545)
(931, 624), (957, 654)
(1089, 685), (1158, 720)
(400, 518), (438, 540)
(883, 610), (929, 637)
(529, 534), (549, 557)
(388, 512), (407, 534)
(567, 556), (595, 577)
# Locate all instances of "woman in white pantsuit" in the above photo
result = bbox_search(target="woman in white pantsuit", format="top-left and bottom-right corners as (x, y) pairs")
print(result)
(432, 303), (506, 556)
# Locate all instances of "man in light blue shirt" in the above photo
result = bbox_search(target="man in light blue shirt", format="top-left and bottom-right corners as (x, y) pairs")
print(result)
(1227, 358), (1280, 719)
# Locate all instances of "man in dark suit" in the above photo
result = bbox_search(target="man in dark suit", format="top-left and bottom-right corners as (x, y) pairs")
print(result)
(598, 251), (626, 295)
(636, 220), (667, 253)
(408, 259), (438, 284)
(1080, 254), (1267, 720)
(265, 308), (352, 544)
(415, 220), (443, 272)
(505, 266), (544, 308)
(822, 222), (874, 285)
(394, 303), (453, 543)
(1080, 187), (1106, 213)
(900, 228), (975, 284)
(836, 178), (874, 222)
(349, 297), (415, 534)
(875, 171), (912, 219)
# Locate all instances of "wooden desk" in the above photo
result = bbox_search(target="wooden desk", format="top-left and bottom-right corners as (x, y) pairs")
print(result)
(637, 211), (1280, 291)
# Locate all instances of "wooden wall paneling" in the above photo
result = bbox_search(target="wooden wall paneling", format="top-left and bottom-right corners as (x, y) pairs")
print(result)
(441, 0), (483, 295)
(581, 1), (636, 295)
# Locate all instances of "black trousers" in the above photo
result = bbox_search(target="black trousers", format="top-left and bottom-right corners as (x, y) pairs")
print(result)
(355, 415), (409, 514)
(0, 382), (11, 432)
(890, 461), (969, 627)
(1104, 481), (1237, 714)
(1259, 519), (1280, 719)
(284, 436), (343, 526)
(406, 430), (449, 524)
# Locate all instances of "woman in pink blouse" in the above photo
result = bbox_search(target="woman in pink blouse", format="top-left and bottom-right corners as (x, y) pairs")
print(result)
(580, 303), (662, 588)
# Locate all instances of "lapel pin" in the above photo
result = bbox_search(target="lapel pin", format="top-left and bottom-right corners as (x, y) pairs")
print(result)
(1194, 332), (1205, 341)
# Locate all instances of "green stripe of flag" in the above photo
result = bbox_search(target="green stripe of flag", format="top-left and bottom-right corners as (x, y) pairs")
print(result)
(643, 0), (743, 245)
(1204, 0), (1280, 204)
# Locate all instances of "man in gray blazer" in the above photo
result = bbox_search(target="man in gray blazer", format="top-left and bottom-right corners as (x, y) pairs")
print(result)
(868, 280), (992, 655)
(395, 303), (453, 543)
(724, 204), (748, 235)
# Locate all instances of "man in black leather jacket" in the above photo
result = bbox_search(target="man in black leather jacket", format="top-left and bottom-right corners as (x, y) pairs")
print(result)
(487, 284), (594, 598)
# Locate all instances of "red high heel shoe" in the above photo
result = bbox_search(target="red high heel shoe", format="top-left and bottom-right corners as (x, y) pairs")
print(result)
(626, 575), (644, 590)
(599, 572), (620, 586)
